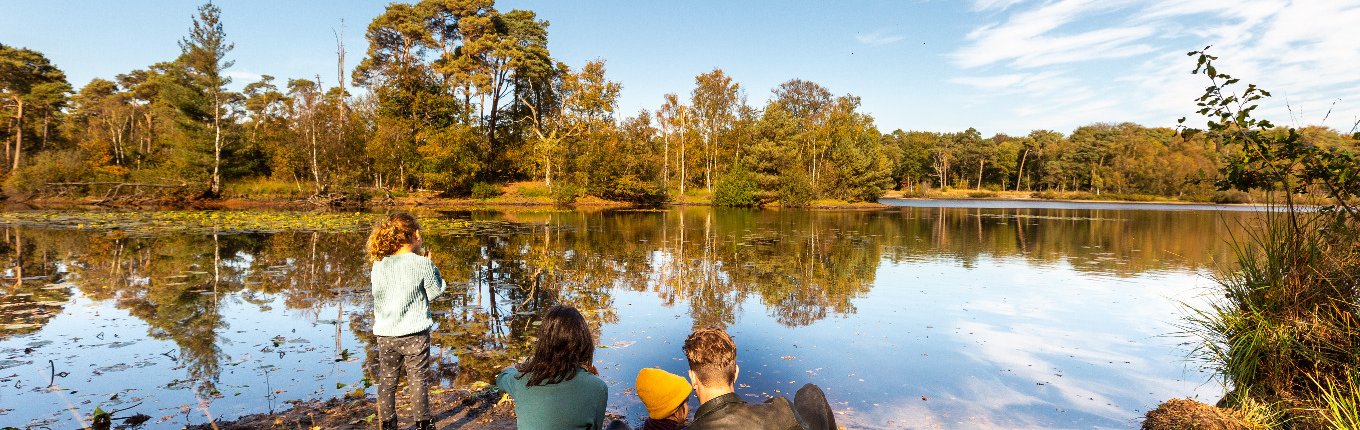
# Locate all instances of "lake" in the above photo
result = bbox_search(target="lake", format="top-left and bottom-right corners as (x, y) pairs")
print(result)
(0, 203), (1257, 429)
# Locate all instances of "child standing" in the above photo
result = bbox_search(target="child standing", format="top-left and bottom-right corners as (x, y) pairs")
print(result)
(368, 212), (445, 430)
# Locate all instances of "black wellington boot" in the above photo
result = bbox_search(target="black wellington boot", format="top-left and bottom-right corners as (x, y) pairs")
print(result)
(378, 417), (397, 430)
(415, 419), (434, 430)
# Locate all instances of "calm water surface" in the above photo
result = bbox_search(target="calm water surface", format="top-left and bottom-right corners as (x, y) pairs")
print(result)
(0, 205), (1254, 429)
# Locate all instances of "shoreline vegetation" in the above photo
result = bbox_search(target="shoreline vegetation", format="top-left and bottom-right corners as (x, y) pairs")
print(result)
(4, 180), (1281, 212)
(3, 2), (1355, 214)
(1140, 50), (1360, 430)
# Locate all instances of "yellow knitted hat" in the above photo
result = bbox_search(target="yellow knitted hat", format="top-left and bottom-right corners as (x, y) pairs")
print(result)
(636, 368), (692, 419)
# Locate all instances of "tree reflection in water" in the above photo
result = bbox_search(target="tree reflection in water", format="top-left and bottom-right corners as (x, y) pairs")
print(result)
(0, 206), (1251, 424)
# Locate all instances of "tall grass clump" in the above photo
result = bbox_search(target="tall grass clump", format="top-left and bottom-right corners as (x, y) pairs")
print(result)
(1170, 47), (1360, 429)
(1188, 210), (1360, 427)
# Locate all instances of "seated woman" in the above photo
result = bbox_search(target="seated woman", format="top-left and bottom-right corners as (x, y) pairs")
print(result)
(497, 305), (608, 430)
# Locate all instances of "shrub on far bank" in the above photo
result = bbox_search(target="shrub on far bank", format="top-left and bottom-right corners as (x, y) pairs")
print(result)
(594, 175), (668, 207)
(712, 168), (759, 207)
(551, 182), (583, 206)
(777, 170), (815, 207)
(514, 183), (549, 198)
(967, 190), (998, 198)
(471, 181), (503, 200)
(2, 150), (91, 199)
(1208, 190), (1251, 204)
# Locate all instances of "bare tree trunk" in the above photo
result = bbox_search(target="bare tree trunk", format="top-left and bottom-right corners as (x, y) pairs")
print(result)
(977, 160), (984, 191)
(40, 114), (49, 151)
(310, 97), (321, 195)
(1015, 148), (1029, 191)
(662, 131), (669, 190)
(211, 92), (223, 196)
(544, 148), (552, 187)
(334, 24), (348, 170)
(12, 99), (24, 171)
(4, 117), (11, 166)
(144, 112), (154, 168)
(704, 129), (712, 192)
(680, 111), (687, 195)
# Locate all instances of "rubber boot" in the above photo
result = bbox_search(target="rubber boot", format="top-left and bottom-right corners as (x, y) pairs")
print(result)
(415, 419), (434, 430)
(379, 417), (397, 430)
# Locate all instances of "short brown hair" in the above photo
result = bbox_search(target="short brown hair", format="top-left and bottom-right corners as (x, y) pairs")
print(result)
(683, 328), (737, 386)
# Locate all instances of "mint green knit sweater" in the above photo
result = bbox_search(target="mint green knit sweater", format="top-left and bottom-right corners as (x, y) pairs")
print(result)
(371, 253), (446, 337)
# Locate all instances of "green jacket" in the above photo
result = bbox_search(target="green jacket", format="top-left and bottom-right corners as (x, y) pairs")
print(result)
(497, 367), (608, 430)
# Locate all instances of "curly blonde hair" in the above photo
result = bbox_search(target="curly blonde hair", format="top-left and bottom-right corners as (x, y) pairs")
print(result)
(367, 212), (421, 261)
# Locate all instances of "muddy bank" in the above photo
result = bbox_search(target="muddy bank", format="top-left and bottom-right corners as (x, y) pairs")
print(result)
(1142, 398), (1251, 430)
(184, 390), (516, 430)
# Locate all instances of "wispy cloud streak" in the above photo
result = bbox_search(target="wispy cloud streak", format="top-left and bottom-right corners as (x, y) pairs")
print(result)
(855, 30), (905, 46)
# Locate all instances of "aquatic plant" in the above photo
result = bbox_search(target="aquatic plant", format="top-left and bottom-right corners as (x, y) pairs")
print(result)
(0, 210), (517, 237)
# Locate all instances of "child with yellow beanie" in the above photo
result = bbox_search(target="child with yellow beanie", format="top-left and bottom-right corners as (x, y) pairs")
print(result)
(636, 368), (693, 429)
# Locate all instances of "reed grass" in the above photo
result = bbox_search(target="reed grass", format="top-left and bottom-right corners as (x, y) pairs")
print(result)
(1183, 202), (1360, 428)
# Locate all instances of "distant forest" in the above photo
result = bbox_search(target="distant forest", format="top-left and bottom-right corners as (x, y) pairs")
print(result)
(2, 1), (1357, 205)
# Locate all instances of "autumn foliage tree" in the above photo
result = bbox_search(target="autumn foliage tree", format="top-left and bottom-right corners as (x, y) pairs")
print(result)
(4, 2), (1351, 207)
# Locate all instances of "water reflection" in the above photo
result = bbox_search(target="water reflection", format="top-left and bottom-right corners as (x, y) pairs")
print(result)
(0, 207), (1248, 428)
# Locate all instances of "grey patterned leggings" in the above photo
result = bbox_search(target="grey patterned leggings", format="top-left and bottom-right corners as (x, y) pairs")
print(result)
(376, 329), (431, 422)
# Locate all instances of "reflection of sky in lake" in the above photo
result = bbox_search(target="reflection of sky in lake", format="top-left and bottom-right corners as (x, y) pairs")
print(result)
(596, 256), (1223, 429)
(0, 206), (1245, 429)
(2, 293), (365, 428)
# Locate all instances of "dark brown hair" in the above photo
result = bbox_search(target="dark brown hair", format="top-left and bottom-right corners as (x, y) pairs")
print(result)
(366, 212), (420, 261)
(683, 328), (737, 386)
(517, 305), (594, 386)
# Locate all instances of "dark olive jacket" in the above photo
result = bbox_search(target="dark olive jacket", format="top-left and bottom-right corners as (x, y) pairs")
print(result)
(687, 393), (802, 430)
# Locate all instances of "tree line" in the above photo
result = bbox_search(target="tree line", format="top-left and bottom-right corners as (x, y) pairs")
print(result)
(3, 1), (1357, 205)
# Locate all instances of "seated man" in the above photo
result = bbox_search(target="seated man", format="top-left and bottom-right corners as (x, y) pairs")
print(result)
(682, 328), (837, 430)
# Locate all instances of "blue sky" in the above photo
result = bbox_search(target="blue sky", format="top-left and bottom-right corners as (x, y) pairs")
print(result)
(3, 0), (1358, 136)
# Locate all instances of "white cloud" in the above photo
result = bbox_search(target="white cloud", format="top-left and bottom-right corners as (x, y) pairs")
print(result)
(949, 0), (1360, 133)
(972, 0), (1030, 12)
(950, 74), (1029, 90)
(854, 30), (905, 46)
(953, 0), (1150, 69)
(224, 70), (264, 84)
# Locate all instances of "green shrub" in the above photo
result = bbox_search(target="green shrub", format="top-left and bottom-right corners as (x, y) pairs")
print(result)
(1032, 191), (1059, 200)
(1210, 190), (1252, 204)
(551, 182), (583, 206)
(3, 150), (91, 199)
(967, 190), (998, 198)
(470, 182), (503, 200)
(595, 175), (668, 207)
(517, 184), (549, 198)
(777, 170), (815, 207)
(1108, 193), (1158, 202)
(1067, 192), (1099, 200)
(712, 168), (759, 207)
